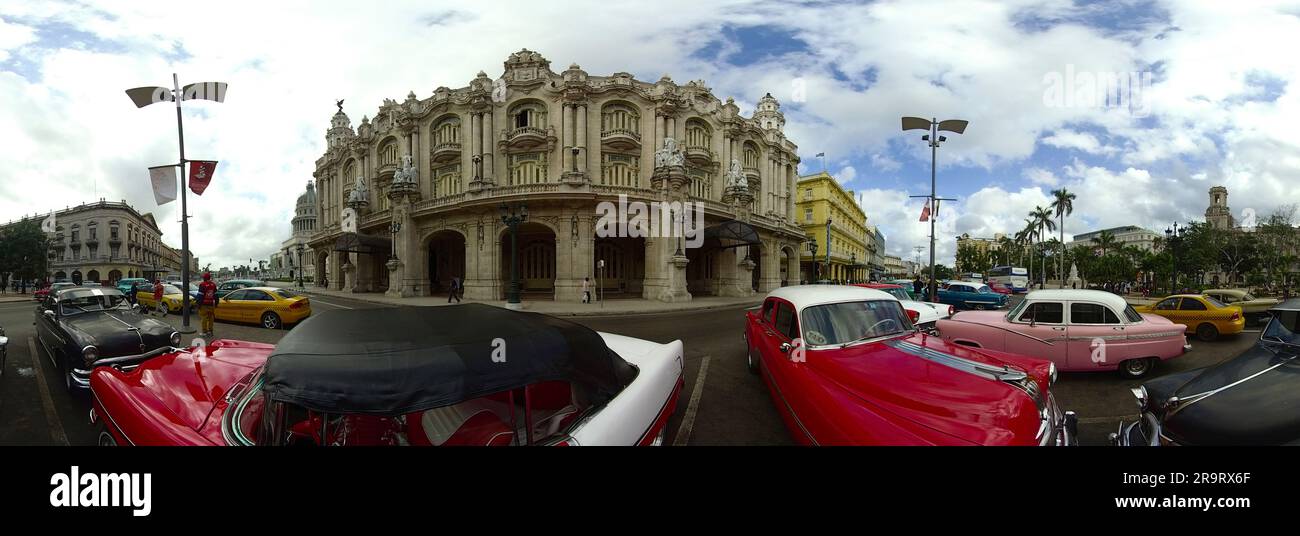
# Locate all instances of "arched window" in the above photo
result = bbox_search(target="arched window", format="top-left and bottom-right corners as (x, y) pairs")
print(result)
(432, 116), (460, 146)
(601, 103), (640, 137)
(435, 164), (462, 196)
(743, 142), (760, 169)
(685, 119), (710, 150)
(377, 139), (399, 167)
(509, 101), (547, 130)
(687, 166), (711, 199)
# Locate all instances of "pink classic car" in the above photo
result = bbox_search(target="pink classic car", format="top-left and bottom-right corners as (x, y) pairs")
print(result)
(936, 290), (1191, 378)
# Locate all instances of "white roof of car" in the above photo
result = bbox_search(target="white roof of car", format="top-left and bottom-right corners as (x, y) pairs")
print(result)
(1024, 289), (1129, 311)
(767, 285), (897, 309)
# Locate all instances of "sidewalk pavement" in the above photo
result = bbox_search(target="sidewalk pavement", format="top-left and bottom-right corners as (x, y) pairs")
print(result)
(295, 286), (763, 317)
(0, 294), (35, 303)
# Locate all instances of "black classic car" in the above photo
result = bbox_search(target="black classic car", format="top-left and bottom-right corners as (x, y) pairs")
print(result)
(1114, 298), (1300, 446)
(34, 286), (180, 392)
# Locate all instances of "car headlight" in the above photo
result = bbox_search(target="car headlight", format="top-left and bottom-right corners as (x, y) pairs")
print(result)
(1131, 385), (1148, 410)
(170, 331), (182, 347)
(1048, 362), (1058, 386)
(82, 345), (99, 367)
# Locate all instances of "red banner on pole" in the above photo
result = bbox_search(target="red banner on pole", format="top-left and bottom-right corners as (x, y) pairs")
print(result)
(189, 160), (218, 195)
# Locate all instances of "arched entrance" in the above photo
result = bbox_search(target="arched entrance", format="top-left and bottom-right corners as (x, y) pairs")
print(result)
(500, 222), (555, 299)
(316, 250), (330, 288)
(686, 246), (718, 296)
(426, 230), (466, 296)
(71, 270), (82, 284)
(108, 269), (122, 283)
(593, 237), (645, 297)
(781, 246), (799, 287)
(749, 243), (761, 292)
(87, 270), (100, 284)
(55, 271), (67, 281)
(780, 248), (790, 287)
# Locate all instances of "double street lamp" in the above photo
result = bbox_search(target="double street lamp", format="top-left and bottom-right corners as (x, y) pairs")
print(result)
(902, 116), (968, 302)
(807, 234), (819, 283)
(500, 202), (529, 308)
(1165, 222), (1184, 293)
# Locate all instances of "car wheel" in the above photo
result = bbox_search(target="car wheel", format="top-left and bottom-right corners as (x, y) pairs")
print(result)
(1119, 357), (1154, 379)
(745, 334), (759, 375)
(1196, 323), (1219, 342)
(97, 425), (118, 446)
(261, 312), (282, 330)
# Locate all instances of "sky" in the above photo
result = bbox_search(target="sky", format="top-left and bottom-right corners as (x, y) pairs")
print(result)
(1, 0), (1298, 269)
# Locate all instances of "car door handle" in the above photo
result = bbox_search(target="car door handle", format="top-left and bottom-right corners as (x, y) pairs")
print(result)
(1051, 326), (1066, 331)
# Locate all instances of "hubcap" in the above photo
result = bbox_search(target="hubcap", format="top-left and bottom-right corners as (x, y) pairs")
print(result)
(264, 315), (277, 328)
(98, 431), (117, 446)
(1126, 359), (1148, 375)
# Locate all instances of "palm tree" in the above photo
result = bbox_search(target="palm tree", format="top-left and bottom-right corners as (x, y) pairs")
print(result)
(1050, 188), (1077, 288)
(1030, 206), (1055, 288)
(1095, 230), (1118, 256)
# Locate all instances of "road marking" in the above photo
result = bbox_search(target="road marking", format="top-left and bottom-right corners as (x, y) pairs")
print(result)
(672, 354), (710, 446)
(1240, 329), (1261, 333)
(309, 298), (354, 309)
(27, 337), (69, 446)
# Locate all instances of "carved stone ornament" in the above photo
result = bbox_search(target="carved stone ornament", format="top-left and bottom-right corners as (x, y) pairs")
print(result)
(654, 138), (686, 169)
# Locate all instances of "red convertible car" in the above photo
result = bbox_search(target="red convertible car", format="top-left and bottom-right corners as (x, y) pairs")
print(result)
(744, 285), (1075, 446)
(90, 304), (685, 446)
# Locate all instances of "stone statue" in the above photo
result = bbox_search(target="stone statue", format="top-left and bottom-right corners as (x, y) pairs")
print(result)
(654, 138), (685, 168)
(335, 99), (344, 112)
(725, 159), (746, 189)
(392, 154), (418, 185)
(347, 176), (368, 204)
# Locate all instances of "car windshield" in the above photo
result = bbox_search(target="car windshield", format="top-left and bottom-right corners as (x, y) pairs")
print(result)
(60, 293), (128, 315)
(1203, 295), (1227, 308)
(1007, 299), (1029, 320)
(977, 285), (991, 293)
(1124, 305), (1143, 322)
(1243, 294), (1256, 301)
(160, 285), (182, 294)
(276, 289), (300, 299)
(800, 299), (913, 346)
(1263, 310), (1300, 345)
(882, 288), (910, 301)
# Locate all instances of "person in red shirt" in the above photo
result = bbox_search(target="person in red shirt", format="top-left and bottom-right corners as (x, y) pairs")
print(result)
(197, 272), (219, 338)
(152, 279), (165, 317)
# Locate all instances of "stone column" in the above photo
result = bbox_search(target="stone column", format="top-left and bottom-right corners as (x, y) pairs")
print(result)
(482, 109), (494, 184)
(760, 239), (781, 292)
(561, 103), (571, 172)
(576, 104), (588, 175)
(654, 114), (665, 146)
(463, 218), (499, 301)
(554, 212), (587, 302)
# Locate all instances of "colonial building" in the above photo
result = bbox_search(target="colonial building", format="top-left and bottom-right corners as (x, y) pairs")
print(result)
(1067, 225), (1160, 252)
(883, 255), (912, 278)
(869, 226), (887, 280)
(955, 233), (1006, 257)
(307, 49), (805, 302)
(12, 199), (192, 284)
(1206, 185), (1234, 230)
(796, 172), (870, 282)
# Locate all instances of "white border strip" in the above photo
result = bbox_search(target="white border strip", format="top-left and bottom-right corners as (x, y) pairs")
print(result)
(672, 355), (710, 446)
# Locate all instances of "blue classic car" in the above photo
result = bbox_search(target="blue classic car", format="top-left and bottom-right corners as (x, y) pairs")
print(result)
(936, 281), (1008, 310)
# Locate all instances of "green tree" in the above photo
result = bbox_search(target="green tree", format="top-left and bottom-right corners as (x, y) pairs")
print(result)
(0, 220), (51, 284)
(1030, 207), (1055, 286)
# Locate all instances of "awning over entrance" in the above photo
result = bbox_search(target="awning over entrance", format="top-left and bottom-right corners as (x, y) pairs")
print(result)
(703, 220), (761, 250)
(334, 232), (392, 254)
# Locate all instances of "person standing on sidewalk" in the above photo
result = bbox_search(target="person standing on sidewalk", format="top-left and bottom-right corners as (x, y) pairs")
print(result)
(152, 279), (166, 317)
(197, 272), (219, 338)
(448, 276), (462, 303)
(582, 277), (592, 303)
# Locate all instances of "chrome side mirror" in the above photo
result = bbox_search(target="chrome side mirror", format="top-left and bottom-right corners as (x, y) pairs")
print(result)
(779, 342), (792, 354)
(43, 309), (56, 320)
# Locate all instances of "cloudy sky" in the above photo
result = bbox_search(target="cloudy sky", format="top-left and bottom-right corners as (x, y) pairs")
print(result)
(1, 0), (1298, 269)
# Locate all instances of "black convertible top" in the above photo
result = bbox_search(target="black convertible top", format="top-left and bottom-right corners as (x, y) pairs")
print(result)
(262, 304), (637, 415)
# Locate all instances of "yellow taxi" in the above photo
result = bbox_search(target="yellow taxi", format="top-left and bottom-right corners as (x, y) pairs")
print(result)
(134, 283), (190, 314)
(1133, 294), (1245, 341)
(215, 287), (311, 329)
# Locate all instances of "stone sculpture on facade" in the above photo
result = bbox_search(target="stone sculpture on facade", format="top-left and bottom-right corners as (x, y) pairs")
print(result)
(391, 154), (419, 187)
(346, 176), (369, 207)
(654, 138), (686, 169)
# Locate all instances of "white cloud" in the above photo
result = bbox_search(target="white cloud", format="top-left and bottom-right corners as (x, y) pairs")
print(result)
(0, 18), (36, 62)
(1022, 166), (1059, 186)
(1041, 129), (1114, 154)
(835, 165), (857, 183)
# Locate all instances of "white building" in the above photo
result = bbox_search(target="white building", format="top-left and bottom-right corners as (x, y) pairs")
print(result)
(1067, 225), (1160, 252)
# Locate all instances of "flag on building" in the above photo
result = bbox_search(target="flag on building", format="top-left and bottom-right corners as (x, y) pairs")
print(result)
(41, 212), (56, 233)
(149, 165), (177, 205)
(919, 201), (930, 222)
(815, 152), (825, 157)
(189, 160), (218, 195)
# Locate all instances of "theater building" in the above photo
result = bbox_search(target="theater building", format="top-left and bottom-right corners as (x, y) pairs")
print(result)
(307, 49), (806, 302)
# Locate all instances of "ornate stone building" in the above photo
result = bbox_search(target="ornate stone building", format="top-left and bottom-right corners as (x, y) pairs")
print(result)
(273, 181), (318, 282)
(1205, 185), (1235, 230)
(307, 49), (805, 302)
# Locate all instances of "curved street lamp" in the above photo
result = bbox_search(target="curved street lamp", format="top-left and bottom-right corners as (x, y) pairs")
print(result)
(903, 116), (968, 301)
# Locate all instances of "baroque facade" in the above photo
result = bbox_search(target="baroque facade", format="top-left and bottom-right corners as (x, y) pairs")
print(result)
(307, 49), (805, 302)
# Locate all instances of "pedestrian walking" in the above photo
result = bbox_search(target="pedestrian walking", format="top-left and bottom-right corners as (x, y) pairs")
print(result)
(913, 276), (923, 296)
(582, 277), (592, 303)
(448, 276), (462, 303)
(197, 272), (218, 338)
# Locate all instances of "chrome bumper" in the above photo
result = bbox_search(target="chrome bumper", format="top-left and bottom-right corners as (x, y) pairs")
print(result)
(1111, 412), (1163, 446)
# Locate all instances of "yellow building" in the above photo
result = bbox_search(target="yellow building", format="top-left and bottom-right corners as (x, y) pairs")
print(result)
(796, 172), (870, 282)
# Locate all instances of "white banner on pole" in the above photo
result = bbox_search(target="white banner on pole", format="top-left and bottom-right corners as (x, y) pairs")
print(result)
(149, 165), (177, 205)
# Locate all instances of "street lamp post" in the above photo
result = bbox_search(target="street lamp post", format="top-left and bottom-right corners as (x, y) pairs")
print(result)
(500, 203), (528, 309)
(126, 75), (227, 335)
(902, 116), (968, 302)
(807, 235), (819, 283)
(824, 218), (833, 283)
(850, 252), (857, 283)
(1165, 222), (1183, 293)
(295, 244), (305, 289)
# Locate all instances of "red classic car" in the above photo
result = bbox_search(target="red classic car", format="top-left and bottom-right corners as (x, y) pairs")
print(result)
(989, 282), (1013, 295)
(90, 304), (685, 446)
(744, 285), (1076, 446)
